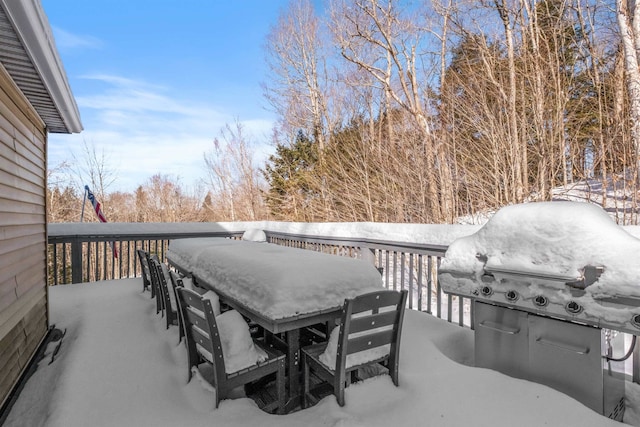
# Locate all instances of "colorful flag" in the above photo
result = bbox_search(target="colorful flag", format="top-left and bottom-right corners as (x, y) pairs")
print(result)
(85, 185), (118, 258)
(85, 185), (107, 223)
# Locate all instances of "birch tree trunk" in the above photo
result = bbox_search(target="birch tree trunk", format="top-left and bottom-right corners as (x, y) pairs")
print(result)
(495, 0), (525, 202)
(617, 0), (640, 184)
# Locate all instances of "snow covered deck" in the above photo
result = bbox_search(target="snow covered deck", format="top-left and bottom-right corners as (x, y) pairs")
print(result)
(3, 278), (631, 427)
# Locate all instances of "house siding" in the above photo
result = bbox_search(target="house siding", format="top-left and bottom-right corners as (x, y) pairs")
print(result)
(0, 60), (48, 408)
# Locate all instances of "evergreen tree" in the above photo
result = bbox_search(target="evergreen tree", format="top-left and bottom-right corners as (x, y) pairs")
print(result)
(262, 131), (319, 220)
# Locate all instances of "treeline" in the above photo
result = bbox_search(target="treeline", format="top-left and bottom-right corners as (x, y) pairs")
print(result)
(47, 122), (270, 224)
(261, 0), (640, 224)
(49, 0), (640, 225)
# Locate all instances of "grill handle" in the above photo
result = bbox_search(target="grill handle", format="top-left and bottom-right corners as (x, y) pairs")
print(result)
(478, 321), (520, 335)
(535, 337), (590, 355)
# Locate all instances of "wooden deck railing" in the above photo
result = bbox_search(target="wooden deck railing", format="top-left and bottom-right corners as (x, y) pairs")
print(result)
(46, 223), (472, 327)
(264, 231), (471, 326)
(47, 223), (243, 285)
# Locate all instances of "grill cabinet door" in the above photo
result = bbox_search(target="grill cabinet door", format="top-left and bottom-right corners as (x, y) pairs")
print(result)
(529, 314), (603, 413)
(474, 302), (529, 379)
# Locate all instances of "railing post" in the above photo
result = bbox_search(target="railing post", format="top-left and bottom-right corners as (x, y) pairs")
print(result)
(71, 239), (83, 284)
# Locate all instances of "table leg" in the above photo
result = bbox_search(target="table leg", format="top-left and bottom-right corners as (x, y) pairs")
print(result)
(286, 328), (300, 400)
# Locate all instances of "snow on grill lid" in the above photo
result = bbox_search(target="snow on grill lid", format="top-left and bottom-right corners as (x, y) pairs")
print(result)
(440, 201), (640, 296)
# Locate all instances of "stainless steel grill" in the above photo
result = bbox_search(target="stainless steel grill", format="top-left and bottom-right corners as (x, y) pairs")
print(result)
(440, 262), (628, 421)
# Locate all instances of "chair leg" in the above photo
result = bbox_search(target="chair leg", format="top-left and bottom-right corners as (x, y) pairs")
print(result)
(187, 363), (193, 382)
(277, 359), (286, 414)
(178, 319), (184, 344)
(302, 355), (310, 409)
(335, 378), (346, 407)
(214, 384), (222, 409)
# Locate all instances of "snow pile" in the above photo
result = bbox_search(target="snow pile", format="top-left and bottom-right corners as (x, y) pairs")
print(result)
(241, 229), (267, 242)
(167, 238), (383, 319)
(320, 326), (391, 370)
(202, 290), (221, 316)
(205, 309), (267, 374)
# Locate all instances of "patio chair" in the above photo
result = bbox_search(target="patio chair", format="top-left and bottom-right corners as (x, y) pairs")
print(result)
(301, 289), (408, 407)
(151, 259), (178, 330)
(176, 287), (286, 413)
(169, 270), (187, 343)
(136, 249), (151, 292)
(146, 254), (164, 315)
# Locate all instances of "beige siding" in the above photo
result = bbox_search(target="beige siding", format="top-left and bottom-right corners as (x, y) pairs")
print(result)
(0, 61), (49, 408)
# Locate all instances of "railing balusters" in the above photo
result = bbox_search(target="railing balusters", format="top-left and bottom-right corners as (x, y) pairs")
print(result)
(392, 251), (398, 291)
(62, 243), (67, 284)
(385, 251), (390, 291)
(408, 253), (414, 309)
(94, 242), (99, 282)
(400, 252), (406, 293)
(417, 254), (423, 311)
(436, 257), (442, 319)
(427, 256), (433, 315)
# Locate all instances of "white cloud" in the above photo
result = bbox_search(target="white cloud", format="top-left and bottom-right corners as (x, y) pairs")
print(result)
(48, 75), (276, 193)
(51, 27), (102, 50)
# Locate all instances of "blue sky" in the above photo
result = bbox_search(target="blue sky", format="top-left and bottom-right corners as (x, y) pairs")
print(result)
(41, 0), (298, 193)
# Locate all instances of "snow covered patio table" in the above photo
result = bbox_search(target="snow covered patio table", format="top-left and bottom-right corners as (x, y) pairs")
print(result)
(166, 237), (383, 409)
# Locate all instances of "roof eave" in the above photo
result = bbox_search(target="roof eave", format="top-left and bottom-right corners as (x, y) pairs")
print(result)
(1, 0), (82, 134)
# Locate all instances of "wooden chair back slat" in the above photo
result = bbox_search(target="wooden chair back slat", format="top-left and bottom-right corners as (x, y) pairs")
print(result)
(192, 324), (211, 347)
(185, 308), (208, 332)
(349, 310), (397, 335)
(346, 329), (395, 355)
(181, 289), (205, 312)
(351, 291), (403, 314)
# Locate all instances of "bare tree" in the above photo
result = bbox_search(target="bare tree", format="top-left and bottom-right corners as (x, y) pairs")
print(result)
(204, 121), (267, 221)
(617, 0), (640, 185)
(133, 174), (201, 222)
(330, 0), (451, 221)
(73, 140), (117, 201)
(263, 0), (332, 150)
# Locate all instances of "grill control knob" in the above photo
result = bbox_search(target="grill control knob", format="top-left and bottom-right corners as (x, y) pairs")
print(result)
(505, 290), (518, 302)
(533, 295), (548, 307)
(480, 286), (493, 297)
(565, 301), (583, 314)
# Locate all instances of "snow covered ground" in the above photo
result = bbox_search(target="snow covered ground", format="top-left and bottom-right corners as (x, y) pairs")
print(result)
(3, 278), (637, 427)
